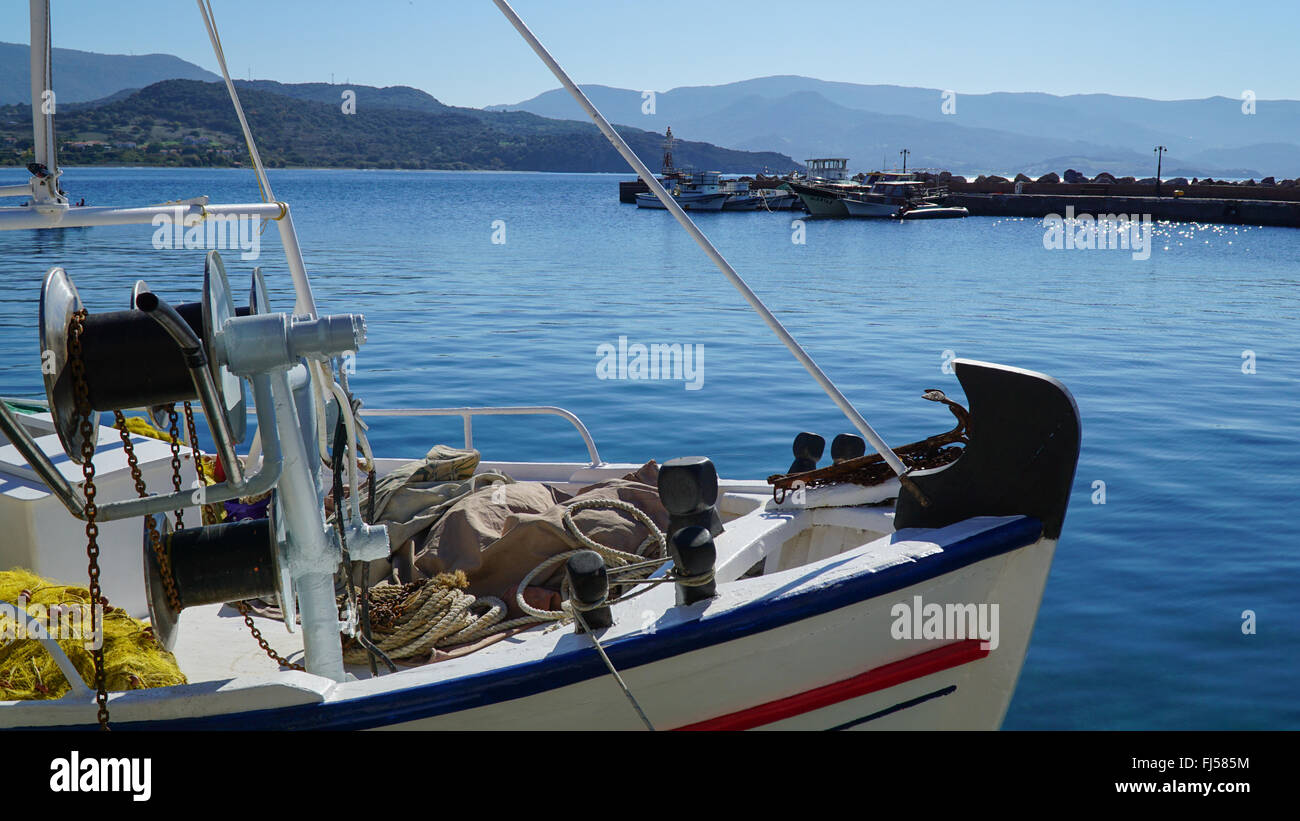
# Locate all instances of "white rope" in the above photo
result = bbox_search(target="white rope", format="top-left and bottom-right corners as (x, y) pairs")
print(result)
(513, 498), (668, 621)
(196, 0), (273, 203)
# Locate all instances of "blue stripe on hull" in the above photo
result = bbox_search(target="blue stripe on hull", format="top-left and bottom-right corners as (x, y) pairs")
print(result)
(22, 516), (1041, 731)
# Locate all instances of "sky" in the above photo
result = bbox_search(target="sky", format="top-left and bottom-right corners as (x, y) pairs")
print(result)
(2, 1), (1297, 108)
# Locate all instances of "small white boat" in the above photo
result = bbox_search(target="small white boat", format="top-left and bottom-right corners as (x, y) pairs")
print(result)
(900, 204), (970, 219)
(0, 0), (1077, 731)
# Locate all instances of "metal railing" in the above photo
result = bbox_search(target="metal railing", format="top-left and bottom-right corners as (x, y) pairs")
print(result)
(2, 398), (606, 468)
(359, 406), (603, 467)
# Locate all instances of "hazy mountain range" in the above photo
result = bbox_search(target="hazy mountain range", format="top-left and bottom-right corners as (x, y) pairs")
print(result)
(491, 76), (1300, 179)
(4, 41), (1295, 178)
(0, 45), (796, 172)
(0, 41), (219, 104)
(0, 77), (797, 173)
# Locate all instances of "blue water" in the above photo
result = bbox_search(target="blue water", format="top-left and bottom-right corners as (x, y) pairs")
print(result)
(1, 168), (1296, 729)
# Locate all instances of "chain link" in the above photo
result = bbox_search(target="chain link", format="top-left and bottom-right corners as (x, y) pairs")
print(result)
(167, 407), (184, 529)
(193, 403), (300, 670)
(182, 401), (218, 525)
(114, 410), (182, 616)
(236, 602), (304, 671)
(68, 309), (109, 731)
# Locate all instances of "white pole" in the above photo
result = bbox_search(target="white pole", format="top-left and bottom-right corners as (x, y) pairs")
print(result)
(490, 0), (908, 478)
(270, 369), (343, 681)
(28, 0), (61, 204)
(0, 201), (284, 230)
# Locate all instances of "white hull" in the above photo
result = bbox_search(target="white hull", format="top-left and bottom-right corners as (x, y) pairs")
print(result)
(1, 480), (1053, 730)
(636, 192), (728, 211)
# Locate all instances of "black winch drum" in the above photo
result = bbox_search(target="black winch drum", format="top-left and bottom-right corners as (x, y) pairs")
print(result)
(130, 277), (250, 431)
(143, 506), (282, 652)
(39, 251), (249, 462)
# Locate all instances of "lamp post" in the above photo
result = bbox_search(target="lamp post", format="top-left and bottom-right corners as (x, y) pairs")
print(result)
(900, 148), (910, 173)
(1154, 145), (1167, 196)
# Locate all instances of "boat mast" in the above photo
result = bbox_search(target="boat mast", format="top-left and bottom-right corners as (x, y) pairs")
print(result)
(28, 0), (64, 204)
(491, 0), (908, 478)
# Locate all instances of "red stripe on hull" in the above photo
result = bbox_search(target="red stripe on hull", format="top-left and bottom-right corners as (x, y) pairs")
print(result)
(674, 639), (989, 731)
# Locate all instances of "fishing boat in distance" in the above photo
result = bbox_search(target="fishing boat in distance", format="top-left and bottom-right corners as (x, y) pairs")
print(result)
(636, 170), (730, 211)
(0, 0), (1078, 731)
(720, 178), (762, 210)
(783, 157), (858, 216)
(843, 173), (969, 219)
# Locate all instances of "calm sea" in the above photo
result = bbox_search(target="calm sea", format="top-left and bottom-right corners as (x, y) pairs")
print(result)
(1, 167), (1296, 729)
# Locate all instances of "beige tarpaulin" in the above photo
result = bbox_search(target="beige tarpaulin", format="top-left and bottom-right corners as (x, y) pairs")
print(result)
(362, 448), (668, 612)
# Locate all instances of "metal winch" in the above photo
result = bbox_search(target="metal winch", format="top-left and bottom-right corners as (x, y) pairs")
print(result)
(0, 249), (388, 683)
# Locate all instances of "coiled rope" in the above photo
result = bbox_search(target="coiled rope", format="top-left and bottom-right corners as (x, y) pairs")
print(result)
(341, 498), (671, 665)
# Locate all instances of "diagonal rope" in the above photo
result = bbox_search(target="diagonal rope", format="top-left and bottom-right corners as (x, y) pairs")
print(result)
(196, 0), (273, 204)
(490, 0), (908, 479)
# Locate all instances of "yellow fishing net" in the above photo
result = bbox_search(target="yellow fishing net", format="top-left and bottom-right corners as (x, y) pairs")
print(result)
(0, 569), (186, 700)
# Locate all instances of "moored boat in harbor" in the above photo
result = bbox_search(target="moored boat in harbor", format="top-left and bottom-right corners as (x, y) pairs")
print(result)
(636, 170), (730, 211)
(784, 157), (858, 216)
(0, 0), (1077, 731)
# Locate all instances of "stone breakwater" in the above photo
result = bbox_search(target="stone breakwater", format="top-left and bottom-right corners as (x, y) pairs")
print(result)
(942, 192), (1300, 228)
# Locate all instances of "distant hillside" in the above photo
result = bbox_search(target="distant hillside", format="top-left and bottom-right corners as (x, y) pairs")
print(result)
(0, 41), (218, 105)
(493, 75), (1300, 178)
(235, 80), (450, 113)
(0, 79), (800, 173)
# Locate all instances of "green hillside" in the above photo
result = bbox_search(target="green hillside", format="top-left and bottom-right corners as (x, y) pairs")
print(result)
(0, 79), (801, 173)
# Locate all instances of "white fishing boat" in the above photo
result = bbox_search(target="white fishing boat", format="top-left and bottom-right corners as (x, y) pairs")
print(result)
(636, 170), (729, 211)
(0, 0), (1080, 731)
